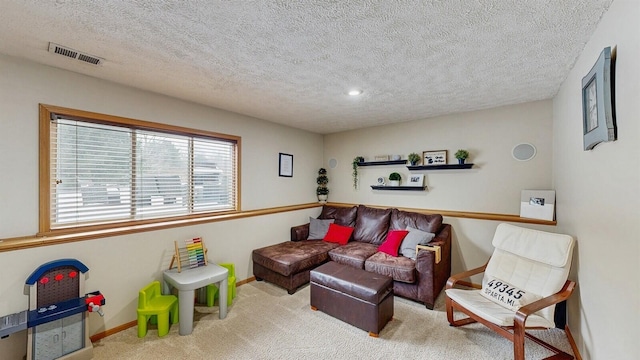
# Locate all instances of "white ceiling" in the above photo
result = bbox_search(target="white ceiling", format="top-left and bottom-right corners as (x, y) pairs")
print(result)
(0, 1), (613, 134)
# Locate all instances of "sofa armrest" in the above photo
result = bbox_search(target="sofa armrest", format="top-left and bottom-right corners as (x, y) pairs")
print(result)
(290, 223), (310, 241)
(415, 225), (449, 273)
(414, 224), (452, 308)
(416, 244), (441, 264)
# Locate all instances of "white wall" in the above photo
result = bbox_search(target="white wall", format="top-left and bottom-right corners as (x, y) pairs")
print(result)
(324, 100), (556, 274)
(0, 54), (323, 237)
(0, 54), (323, 356)
(552, 1), (640, 359)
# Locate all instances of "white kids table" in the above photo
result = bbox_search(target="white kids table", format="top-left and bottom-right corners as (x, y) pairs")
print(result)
(163, 263), (228, 335)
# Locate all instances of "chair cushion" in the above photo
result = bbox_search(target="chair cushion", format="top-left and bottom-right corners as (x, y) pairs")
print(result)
(445, 288), (554, 328)
(328, 242), (379, 269)
(483, 223), (575, 326)
(492, 223), (574, 267)
(480, 276), (542, 311)
(365, 251), (416, 283)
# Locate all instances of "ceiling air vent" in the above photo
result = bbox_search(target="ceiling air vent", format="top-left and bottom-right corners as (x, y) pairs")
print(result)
(48, 42), (104, 66)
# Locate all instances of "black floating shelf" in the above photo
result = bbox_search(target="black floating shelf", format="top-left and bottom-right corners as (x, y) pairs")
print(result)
(407, 163), (474, 171)
(370, 185), (427, 191)
(358, 160), (407, 166)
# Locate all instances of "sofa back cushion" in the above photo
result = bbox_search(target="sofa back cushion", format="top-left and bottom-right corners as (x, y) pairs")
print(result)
(389, 209), (443, 234)
(353, 205), (392, 245)
(319, 205), (358, 227)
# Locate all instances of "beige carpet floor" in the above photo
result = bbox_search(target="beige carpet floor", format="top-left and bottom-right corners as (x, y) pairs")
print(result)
(93, 281), (574, 359)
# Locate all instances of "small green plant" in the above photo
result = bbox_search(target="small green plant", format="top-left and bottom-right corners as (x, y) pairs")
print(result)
(316, 169), (328, 186)
(454, 149), (469, 160)
(389, 172), (402, 181)
(352, 156), (364, 189)
(408, 152), (421, 165)
(316, 168), (329, 197)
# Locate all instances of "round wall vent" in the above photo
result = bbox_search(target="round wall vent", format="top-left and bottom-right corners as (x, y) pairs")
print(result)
(512, 143), (536, 161)
(328, 158), (338, 169)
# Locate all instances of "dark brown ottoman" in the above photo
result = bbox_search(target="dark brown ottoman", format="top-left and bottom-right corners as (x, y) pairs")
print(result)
(310, 261), (394, 337)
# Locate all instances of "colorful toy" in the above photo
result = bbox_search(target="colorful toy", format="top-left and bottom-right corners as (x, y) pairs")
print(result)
(0, 259), (105, 360)
(169, 237), (208, 272)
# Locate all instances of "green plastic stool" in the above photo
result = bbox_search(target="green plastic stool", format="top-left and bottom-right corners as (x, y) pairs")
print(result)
(206, 263), (236, 307)
(137, 281), (179, 338)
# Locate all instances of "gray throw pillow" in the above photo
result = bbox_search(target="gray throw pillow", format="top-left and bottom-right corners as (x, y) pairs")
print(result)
(400, 226), (436, 260)
(308, 217), (335, 239)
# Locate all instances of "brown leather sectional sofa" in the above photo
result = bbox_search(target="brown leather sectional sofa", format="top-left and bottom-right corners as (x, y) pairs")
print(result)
(252, 204), (451, 309)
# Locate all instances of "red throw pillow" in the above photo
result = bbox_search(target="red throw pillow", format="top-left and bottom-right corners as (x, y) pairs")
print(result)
(323, 223), (354, 245)
(378, 230), (410, 256)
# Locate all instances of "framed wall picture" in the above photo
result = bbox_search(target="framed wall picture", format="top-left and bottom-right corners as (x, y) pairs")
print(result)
(407, 174), (424, 187)
(279, 153), (293, 177)
(422, 150), (447, 166)
(582, 46), (616, 150)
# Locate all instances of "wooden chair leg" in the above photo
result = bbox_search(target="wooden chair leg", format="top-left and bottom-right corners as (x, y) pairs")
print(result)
(446, 298), (477, 327)
(446, 296), (455, 325)
(513, 324), (526, 360)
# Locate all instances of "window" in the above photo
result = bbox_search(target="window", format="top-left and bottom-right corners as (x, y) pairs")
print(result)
(39, 104), (240, 234)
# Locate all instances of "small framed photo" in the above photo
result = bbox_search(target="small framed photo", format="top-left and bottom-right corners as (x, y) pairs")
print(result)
(279, 153), (293, 177)
(582, 46), (616, 150)
(408, 174), (424, 187)
(423, 150), (447, 166)
(529, 197), (545, 206)
(374, 155), (389, 161)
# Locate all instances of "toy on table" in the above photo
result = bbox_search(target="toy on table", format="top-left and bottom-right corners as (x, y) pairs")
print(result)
(169, 237), (208, 272)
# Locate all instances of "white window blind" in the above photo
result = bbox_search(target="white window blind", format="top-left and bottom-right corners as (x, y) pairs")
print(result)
(50, 116), (237, 229)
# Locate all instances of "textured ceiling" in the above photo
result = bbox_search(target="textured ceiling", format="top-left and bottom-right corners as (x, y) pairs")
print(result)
(0, 1), (613, 134)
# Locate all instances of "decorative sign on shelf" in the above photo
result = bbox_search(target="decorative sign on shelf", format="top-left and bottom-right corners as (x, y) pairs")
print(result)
(520, 190), (555, 221)
(422, 150), (447, 166)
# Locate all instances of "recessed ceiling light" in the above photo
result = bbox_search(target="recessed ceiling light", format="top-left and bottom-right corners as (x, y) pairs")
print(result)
(348, 89), (363, 96)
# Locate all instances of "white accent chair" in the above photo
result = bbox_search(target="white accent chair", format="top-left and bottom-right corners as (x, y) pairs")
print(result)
(445, 223), (576, 360)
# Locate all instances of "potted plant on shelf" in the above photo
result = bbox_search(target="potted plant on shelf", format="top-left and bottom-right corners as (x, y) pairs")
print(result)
(408, 152), (421, 166)
(389, 172), (402, 186)
(316, 168), (329, 203)
(352, 156), (364, 190)
(455, 149), (469, 164)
